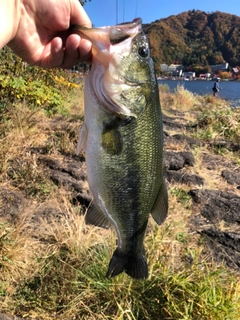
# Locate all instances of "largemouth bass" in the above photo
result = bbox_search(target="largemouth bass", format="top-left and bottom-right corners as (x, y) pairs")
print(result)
(75, 18), (168, 280)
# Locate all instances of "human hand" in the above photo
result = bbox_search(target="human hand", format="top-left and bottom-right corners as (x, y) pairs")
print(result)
(8, 0), (92, 69)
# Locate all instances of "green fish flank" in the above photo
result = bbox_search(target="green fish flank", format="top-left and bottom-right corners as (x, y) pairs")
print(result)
(76, 18), (168, 280)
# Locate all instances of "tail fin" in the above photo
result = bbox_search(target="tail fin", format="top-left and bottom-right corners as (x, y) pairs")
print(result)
(106, 247), (148, 280)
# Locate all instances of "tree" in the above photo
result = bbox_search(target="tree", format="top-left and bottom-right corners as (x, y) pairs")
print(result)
(144, 10), (240, 68)
(79, 0), (90, 5)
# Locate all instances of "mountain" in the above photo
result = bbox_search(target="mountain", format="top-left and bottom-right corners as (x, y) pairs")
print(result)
(143, 10), (240, 73)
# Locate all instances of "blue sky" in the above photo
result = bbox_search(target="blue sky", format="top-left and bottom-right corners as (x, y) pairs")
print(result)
(84, 0), (240, 27)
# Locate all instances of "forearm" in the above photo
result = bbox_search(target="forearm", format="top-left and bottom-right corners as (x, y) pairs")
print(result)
(0, 0), (21, 49)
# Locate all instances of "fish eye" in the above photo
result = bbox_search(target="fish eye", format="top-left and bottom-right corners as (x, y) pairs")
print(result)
(138, 46), (149, 58)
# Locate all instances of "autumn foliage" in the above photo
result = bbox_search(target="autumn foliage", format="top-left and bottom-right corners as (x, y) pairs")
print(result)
(144, 10), (240, 70)
(0, 47), (81, 116)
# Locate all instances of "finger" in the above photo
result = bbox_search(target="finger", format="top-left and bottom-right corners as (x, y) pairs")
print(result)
(78, 38), (92, 63)
(62, 34), (92, 69)
(39, 37), (64, 68)
(70, 0), (92, 28)
(61, 34), (81, 69)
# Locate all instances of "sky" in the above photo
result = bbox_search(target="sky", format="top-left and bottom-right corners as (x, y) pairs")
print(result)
(84, 0), (240, 27)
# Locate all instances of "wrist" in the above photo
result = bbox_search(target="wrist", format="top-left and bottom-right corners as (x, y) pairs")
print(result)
(0, 0), (21, 49)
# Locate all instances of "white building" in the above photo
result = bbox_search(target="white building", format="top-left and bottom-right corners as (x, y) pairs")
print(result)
(182, 71), (196, 79)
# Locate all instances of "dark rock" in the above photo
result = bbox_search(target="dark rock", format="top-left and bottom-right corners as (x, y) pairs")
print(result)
(222, 169), (240, 187)
(164, 151), (195, 170)
(164, 170), (204, 186)
(201, 153), (234, 171)
(162, 114), (187, 130)
(0, 186), (29, 223)
(33, 200), (68, 223)
(49, 169), (92, 209)
(202, 229), (240, 252)
(172, 134), (203, 147)
(210, 139), (240, 152)
(190, 188), (240, 272)
(38, 155), (90, 202)
(38, 155), (87, 181)
(50, 170), (85, 193)
(189, 189), (240, 224)
(201, 228), (240, 270)
(73, 192), (92, 208)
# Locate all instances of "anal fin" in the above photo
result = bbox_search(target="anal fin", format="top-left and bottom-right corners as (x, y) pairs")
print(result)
(151, 180), (168, 225)
(85, 200), (112, 229)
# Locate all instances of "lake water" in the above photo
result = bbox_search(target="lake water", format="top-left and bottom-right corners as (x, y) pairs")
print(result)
(158, 79), (240, 107)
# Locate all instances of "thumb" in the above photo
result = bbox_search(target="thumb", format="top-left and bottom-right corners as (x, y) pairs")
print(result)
(70, 0), (92, 27)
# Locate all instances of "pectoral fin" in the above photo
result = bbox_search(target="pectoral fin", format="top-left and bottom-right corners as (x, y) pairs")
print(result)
(101, 118), (123, 155)
(102, 129), (123, 155)
(85, 200), (112, 229)
(151, 180), (168, 225)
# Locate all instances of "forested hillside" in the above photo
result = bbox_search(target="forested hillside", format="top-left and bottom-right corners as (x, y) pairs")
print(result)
(143, 10), (240, 73)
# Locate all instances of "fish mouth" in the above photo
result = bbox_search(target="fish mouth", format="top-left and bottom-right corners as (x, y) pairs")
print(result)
(72, 18), (142, 57)
(72, 17), (142, 38)
(73, 18), (144, 118)
(113, 18), (142, 28)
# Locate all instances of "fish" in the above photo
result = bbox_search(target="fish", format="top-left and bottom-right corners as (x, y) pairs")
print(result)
(75, 18), (168, 280)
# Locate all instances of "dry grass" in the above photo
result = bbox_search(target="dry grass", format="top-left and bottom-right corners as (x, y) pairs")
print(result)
(160, 83), (201, 113)
(1, 190), (239, 319)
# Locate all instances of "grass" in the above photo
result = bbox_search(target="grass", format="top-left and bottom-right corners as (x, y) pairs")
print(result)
(1, 207), (239, 320)
(193, 106), (240, 142)
(159, 83), (201, 114)
(0, 82), (240, 319)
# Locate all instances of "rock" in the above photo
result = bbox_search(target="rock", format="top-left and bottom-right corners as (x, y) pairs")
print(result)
(50, 170), (85, 192)
(222, 169), (240, 187)
(164, 171), (204, 186)
(72, 192), (92, 208)
(0, 186), (30, 223)
(172, 134), (203, 147)
(38, 154), (91, 207)
(189, 189), (240, 271)
(38, 155), (87, 181)
(210, 139), (240, 152)
(201, 152), (236, 171)
(164, 151), (195, 170)
(189, 189), (240, 224)
(201, 229), (240, 270)
(162, 114), (187, 130)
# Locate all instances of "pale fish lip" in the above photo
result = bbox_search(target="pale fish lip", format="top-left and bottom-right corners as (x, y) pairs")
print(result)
(72, 18), (142, 48)
(72, 18), (142, 67)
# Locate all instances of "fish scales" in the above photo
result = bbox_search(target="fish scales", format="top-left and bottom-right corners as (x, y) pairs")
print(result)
(75, 18), (168, 280)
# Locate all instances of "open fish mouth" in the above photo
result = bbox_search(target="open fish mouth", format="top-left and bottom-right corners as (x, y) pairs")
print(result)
(72, 18), (142, 55)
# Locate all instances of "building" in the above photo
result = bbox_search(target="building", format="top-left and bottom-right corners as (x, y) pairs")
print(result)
(210, 63), (229, 73)
(199, 73), (211, 79)
(160, 64), (183, 76)
(182, 71), (196, 79)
